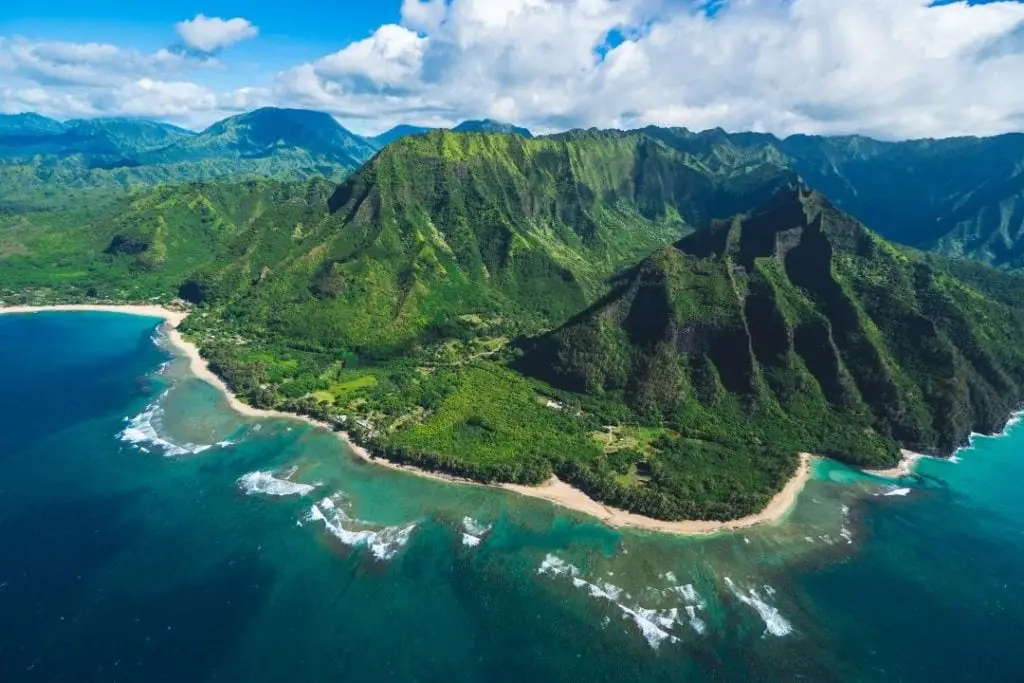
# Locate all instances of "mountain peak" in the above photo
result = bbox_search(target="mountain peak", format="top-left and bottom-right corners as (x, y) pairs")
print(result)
(452, 119), (533, 138)
(174, 107), (377, 168)
(0, 112), (68, 137)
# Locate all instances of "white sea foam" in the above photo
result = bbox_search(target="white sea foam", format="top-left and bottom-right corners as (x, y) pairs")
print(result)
(462, 533), (482, 547)
(663, 571), (678, 584)
(723, 577), (793, 637)
(537, 554), (579, 577)
(674, 584), (705, 609)
(839, 526), (854, 544)
(579, 577), (677, 648)
(885, 488), (912, 497)
(237, 471), (317, 497)
(306, 496), (416, 561)
(684, 605), (707, 634)
(462, 517), (490, 536)
(118, 397), (215, 456)
(537, 557), (680, 648)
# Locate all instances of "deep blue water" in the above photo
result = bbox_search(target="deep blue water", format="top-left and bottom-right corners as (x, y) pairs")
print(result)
(1, 311), (1023, 682)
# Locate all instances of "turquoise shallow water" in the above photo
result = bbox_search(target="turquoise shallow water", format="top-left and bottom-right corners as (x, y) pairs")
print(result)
(1, 312), (1023, 682)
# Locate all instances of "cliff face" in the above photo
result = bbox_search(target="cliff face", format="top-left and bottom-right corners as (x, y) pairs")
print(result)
(205, 129), (795, 352)
(522, 187), (1024, 466)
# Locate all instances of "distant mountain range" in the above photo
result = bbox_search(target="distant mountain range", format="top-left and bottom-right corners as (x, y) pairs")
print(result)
(4, 128), (1023, 521)
(452, 119), (533, 138)
(0, 110), (536, 202)
(6, 124), (1024, 518)
(2, 106), (1024, 272)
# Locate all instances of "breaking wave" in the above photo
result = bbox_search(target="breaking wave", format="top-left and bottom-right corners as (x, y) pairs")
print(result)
(460, 517), (491, 547)
(537, 555), (684, 648)
(237, 470), (318, 497)
(118, 396), (218, 456)
(884, 488), (911, 497)
(723, 577), (793, 637)
(305, 495), (416, 561)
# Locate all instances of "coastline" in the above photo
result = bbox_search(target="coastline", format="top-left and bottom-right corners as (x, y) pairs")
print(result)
(504, 454), (813, 536)
(0, 303), (814, 537)
(863, 450), (923, 479)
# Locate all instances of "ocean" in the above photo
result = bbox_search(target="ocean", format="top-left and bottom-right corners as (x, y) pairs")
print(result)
(1, 311), (1022, 682)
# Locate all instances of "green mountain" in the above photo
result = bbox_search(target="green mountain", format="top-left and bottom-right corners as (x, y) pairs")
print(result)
(6, 128), (1024, 523)
(521, 186), (1024, 476)
(453, 119), (533, 138)
(370, 124), (433, 148)
(0, 116), (194, 159)
(0, 113), (68, 138)
(146, 108), (376, 168)
(63, 118), (196, 157)
(0, 108), (379, 202)
(642, 127), (1024, 271)
(178, 128), (796, 354)
(0, 178), (335, 299)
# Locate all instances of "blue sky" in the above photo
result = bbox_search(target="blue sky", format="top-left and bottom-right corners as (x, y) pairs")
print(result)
(1, 0), (1023, 139)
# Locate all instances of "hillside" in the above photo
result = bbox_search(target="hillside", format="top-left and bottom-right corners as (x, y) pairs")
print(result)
(0, 115), (194, 159)
(0, 108), (378, 201)
(521, 186), (1024, 475)
(6, 129), (1024, 523)
(453, 119), (533, 138)
(371, 124), (433, 148)
(0, 178), (335, 300)
(643, 127), (1024, 271)
(184, 129), (796, 354)
(145, 108), (377, 169)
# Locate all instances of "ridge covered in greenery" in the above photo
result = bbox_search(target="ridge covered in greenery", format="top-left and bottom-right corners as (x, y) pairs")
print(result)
(521, 187), (1024, 466)
(176, 128), (796, 354)
(641, 127), (1024, 272)
(0, 108), (378, 202)
(3, 127), (1024, 522)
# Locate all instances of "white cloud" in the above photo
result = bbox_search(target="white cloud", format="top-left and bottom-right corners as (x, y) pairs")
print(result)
(273, 0), (1024, 139)
(1, 37), (199, 88)
(401, 0), (448, 33)
(175, 14), (258, 54)
(0, 35), (250, 128)
(315, 25), (427, 92)
(4, 1), (1024, 138)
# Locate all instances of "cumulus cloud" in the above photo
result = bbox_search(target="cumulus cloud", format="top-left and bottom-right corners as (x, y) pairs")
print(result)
(0, 35), (249, 127)
(274, 0), (1024, 139)
(1, 37), (198, 88)
(175, 14), (258, 53)
(4, 0), (1024, 138)
(315, 25), (427, 92)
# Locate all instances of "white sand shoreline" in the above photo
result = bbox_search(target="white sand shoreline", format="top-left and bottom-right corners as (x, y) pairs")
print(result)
(863, 450), (923, 479)
(0, 303), (814, 536)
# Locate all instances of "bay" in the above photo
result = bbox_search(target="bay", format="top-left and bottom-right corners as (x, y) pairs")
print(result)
(1, 311), (1022, 682)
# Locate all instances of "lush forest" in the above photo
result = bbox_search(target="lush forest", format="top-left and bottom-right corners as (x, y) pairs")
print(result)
(3, 114), (1024, 522)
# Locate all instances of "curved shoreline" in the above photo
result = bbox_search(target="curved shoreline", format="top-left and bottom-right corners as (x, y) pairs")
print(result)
(863, 450), (923, 479)
(0, 304), (814, 536)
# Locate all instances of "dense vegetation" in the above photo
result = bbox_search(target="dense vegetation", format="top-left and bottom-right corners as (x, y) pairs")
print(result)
(3, 117), (1024, 523)
(641, 127), (1024, 271)
(522, 188), (1024, 488)
(0, 109), (378, 203)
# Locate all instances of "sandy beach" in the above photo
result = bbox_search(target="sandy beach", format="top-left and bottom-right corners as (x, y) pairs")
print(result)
(505, 453), (814, 536)
(863, 450), (922, 479)
(0, 304), (189, 326)
(1, 303), (816, 536)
